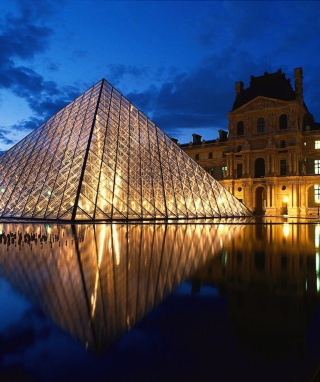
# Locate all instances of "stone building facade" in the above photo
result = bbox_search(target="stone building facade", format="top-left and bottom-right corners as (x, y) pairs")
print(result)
(180, 68), (320, 216)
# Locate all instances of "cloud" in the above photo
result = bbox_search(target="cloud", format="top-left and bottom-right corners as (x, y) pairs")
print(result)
(125, 49), (266, 141)
(106, 64), (148, 86)
(1, 0), (320, 150)
(0, 132), (15, 146)
(0, 61), (80, 124)
(0, 308), (50, 363)
(0, 0), (55, 61)
(0, 0), (76, 147)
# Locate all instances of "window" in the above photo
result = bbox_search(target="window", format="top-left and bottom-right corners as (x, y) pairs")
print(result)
(280, 140), (286, 148)
(315, 160), (320, 174)
(280, 160), (287, 176)
(257, 117), (265, 133)
(237, 121), (244, 136)
(222, 166), (227, 178)
(316, 141), (320, 149)
(195, 154), (199, 160)
(315, 185), (320, 201)
(255, 158), (265, 177)
(237, 145), (242, 152)
(236, 163), (243, 178)
(279, 114), (287, 130)
(208, 152), (212, 159)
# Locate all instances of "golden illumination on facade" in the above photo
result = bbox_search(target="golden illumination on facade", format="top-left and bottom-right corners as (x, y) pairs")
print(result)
(0, 79), (251, 221)
(181, 67), (320, 217)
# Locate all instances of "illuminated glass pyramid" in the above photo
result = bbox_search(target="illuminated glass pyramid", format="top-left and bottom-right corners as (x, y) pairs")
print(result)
(0, 79), (251, 220)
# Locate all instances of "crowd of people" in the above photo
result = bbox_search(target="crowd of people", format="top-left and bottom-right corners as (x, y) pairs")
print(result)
(0, 229), (84, 249)
(0, 229), (62, 248)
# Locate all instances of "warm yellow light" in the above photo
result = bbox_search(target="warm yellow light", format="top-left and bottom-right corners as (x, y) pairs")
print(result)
(91, 226), (107, 318)
(112, 225), (120, 266)
(283, 197), (289, 203)
(316, 225), (320, 248)
(283, 223), (290, 238)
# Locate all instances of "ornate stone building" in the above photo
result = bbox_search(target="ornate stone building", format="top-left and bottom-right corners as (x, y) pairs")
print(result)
(181, 68), (320, 216)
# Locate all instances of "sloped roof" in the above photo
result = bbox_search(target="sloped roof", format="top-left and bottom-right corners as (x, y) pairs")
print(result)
(232, 69), (296, 111)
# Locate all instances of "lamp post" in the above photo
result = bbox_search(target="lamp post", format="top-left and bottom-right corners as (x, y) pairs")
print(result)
(283, 196), (289, 217)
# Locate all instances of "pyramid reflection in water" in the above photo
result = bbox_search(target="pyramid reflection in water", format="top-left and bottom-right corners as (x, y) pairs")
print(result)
(0, 79), (250, 220)
(0, 222), (245, 353)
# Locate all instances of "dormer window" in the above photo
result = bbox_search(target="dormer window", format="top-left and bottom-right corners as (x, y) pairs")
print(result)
(257, 117), (265, 133)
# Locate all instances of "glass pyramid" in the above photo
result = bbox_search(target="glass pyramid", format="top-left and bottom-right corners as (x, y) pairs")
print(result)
(0, 79), (251, 220)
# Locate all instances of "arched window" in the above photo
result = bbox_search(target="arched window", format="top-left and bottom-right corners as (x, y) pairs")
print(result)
(279, 114), (287, 130)
(257, 117), (265, 133)
(255, 158), (265, 178)
(237, 121), (244, 135)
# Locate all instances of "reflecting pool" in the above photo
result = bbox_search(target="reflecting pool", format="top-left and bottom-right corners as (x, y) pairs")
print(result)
(0, 219), (320, 381)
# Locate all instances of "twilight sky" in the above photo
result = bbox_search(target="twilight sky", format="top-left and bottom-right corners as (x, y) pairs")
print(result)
(0, 0), (320, 152)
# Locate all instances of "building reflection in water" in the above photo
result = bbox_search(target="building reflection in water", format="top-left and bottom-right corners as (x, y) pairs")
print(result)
(190, 221), (320, 362)
(0, 220), (246, 354)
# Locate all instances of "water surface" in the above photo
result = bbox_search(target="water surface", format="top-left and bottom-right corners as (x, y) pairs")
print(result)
(0, 219), (319, 381)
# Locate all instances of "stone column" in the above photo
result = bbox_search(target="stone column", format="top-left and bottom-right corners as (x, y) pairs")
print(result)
(288, 153), (292, 173)
(266, 154), (270, 175)
(271, 154), (275, 174)
(299, 181), (307, 215)
(226, 157), (231, 177)
(265, 184), (270, 208)
(292, 152), (297, 174)
(227, 156), (233, 177)
(243, 155), (247, 175)
(292, 183), (297, 207)
(247, 185), (253, 211)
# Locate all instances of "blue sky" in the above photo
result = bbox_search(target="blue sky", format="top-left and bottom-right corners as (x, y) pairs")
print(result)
(0, 0), (320, 151)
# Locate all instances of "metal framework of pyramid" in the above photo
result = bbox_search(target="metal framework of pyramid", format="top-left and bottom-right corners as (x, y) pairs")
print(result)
(0, 79), (251, 221)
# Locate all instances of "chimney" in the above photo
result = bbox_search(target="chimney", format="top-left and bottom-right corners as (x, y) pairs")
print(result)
(218, 129), (228, 142)
(294, 67), (303, 105)
(235, 81), (244, 97)
(192, 133), (202, 145)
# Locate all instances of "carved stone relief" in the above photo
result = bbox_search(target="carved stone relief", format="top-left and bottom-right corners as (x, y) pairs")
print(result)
(246, 99), (276, 110)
